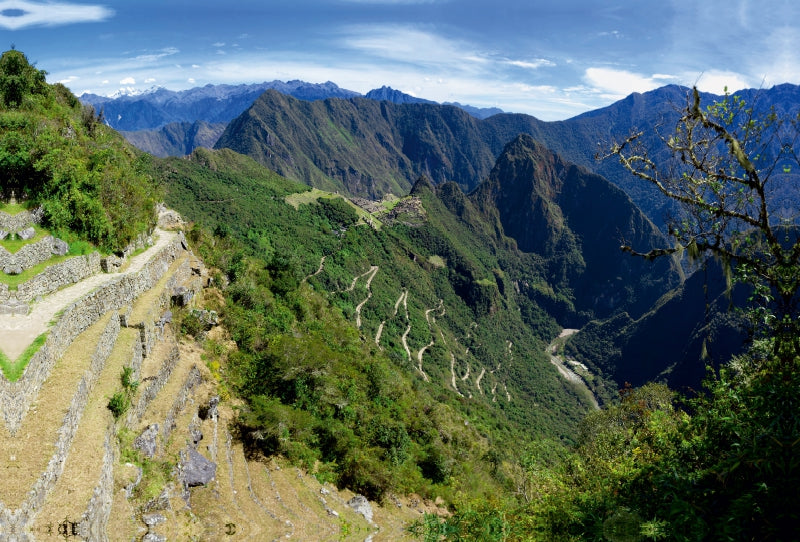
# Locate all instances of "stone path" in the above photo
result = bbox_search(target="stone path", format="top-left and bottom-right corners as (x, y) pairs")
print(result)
(0, 229), (177, 360)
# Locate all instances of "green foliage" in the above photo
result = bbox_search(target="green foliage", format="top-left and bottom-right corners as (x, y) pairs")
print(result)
(0, 49), (159, 251)
(0, 48), (47, 108)
(157, 148), (600, 504)
(108, 366), (138, 420)
(106, 391), (130, 420)
(117, 427), (174, 502)
(418, 87), (800, 541)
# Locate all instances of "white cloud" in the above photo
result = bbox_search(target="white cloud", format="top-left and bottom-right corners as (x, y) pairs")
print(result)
(343, 25), (486, 69)
(0, 0), (112, 30)
(691, 71), (754, 95)
(504, 58), (556, 70)
(583, 67), (662, 98)
(144, 77), (156, 83)
(119, 76), (135, 85)
(58, 75), (78, 84)
(187, 77), (195, 84)
(134, 47), (179, 62)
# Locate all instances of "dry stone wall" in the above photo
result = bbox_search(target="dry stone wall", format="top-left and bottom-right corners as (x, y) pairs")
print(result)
(0, 210), (39, 234)
(12, 253), (101, 303)
(0, 313), (121, 539)
(128, 345), (179, 426)
(78, 430), (115, 542)
(0, 233), (188, 434)
(0, 236), (68, 275)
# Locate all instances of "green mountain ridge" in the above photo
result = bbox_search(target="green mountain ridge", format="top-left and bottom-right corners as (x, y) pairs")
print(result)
(121, 120), (227, 158)
(472, 135), (682, 322)
(215, 90), (502, 197)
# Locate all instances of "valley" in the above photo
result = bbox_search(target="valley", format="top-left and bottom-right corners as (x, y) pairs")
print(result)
(0, 46), (793, 540)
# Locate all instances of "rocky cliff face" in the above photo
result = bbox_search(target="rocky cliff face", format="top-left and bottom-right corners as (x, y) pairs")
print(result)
(471, 135), (682, 320)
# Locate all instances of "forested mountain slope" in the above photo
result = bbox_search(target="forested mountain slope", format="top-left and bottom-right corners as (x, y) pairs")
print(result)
(215, 83), (800, 233)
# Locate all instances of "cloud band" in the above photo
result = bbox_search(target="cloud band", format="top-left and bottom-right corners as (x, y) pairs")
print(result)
(0, 0), (113, 30)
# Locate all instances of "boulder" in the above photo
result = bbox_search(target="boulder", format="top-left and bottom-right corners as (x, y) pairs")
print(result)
(133, 424), (160, 459)
(182, 447), (216, 487)
(171, 286), (193, 307)
(142, 513), (166, 527)
(157, 205), (184, 229)
(199, 396), (219, 420)
(17, 227), (35, 240)
(190, 426), (203, 446)
(101, 254), (124, 272)
(347, 495), (374, 523)
(52, 238), (69, 256)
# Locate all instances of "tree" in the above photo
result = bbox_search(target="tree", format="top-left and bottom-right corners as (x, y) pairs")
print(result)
(604, 87), (800, 369)
(0, 49), (47, 108)
(601, 87), (800, 539)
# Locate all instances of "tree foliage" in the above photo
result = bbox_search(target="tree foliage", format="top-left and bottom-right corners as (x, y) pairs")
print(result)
(0, 49), (159, 251)
(425, 88), (800, 540)
(605, 86), (800, 366)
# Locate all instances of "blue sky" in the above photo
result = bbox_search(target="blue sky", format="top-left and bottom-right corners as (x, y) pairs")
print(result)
(2, 0), (799, 120)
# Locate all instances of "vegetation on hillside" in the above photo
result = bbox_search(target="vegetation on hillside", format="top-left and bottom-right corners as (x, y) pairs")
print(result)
(419, 88), (800, 540)
(0, 49), (158, 251)
(154, 146), (609, 505)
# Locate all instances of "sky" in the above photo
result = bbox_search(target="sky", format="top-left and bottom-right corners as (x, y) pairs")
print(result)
(1, 0), (800, 120)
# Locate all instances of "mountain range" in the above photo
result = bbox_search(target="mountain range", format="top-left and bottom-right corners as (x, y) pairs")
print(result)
(85, 76), (786, 394)
(7, 48), (794, 537)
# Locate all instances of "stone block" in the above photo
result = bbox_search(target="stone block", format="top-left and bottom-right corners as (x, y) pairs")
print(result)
(17, 227), (35, 240)
(52, 238), (68, 256)
(182, 447), (216, 487)
(133, 424), (160, 459)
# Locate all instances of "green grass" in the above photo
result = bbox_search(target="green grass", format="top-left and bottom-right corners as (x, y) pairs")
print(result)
(379, 194), (402, 211)
(0, 202), (28, 214)
(0, 225), (47, 253)
(285, 188), (384, 229)
(0, 333), (47, 381)
(0, 253), (75, 288)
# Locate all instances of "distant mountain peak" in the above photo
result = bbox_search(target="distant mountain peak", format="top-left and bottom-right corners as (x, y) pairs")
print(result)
(107, 85), (163, 99)
(365, 86), (435, 105)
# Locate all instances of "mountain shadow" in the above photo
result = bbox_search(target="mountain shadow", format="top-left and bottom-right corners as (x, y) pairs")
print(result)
(469, 135), (682, 323)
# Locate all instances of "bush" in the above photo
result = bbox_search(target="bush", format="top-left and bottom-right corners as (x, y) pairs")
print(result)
(107, 391), (130, 420)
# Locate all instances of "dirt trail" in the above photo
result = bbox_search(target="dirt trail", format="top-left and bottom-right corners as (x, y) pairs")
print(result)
(354, 266), (379, 329)
(475, 367), (486, 395)
(302, 255), (326, 283)
(376, 289), (408, 349)
(0, 228), (177, 360)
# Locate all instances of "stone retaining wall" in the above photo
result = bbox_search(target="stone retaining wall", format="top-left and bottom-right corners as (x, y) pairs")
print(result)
(0, 236), (67, 275)
(0, 313), (121, 537)
(127, 345), (179, 426)
(0, 210), (38, 233)
(0, 253), (102, 304)
(161, 365), (203, 446)
(0, 233), (188, 434)
(78, 429), (115, 542)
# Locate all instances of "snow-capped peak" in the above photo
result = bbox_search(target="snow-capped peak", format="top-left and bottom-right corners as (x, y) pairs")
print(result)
(108, 85), (163, 99)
